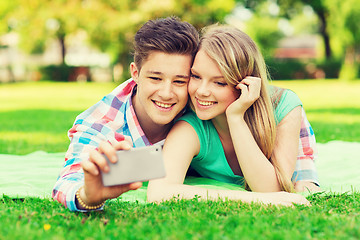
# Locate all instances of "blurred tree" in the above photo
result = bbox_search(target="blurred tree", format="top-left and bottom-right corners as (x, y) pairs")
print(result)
(0, 1), (18, 35)
(0, 0), (241, 76)
(327, 0), (360, 80)
(240, 1), (284, 58)
(277, 0), (332, 59)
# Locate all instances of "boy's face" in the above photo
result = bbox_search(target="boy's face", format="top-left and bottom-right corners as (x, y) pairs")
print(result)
(131, 51), (192, 127)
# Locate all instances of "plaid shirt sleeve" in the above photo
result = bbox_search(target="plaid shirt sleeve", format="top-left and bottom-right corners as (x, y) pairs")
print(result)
(52, 79), (145, 211)
(291, 107), (320, 186)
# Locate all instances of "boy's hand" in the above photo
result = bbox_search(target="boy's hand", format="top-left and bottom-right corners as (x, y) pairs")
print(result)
(79, 139), (142, 208)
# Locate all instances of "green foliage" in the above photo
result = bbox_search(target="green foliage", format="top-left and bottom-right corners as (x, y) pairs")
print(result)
(0, 0), (238, 68)
(39, 64), (74, 82)
(246, 16), (283, 58)
(326, 0), (360, 80)
(1, 193), (360, 239)
(266, 58), (342, 80)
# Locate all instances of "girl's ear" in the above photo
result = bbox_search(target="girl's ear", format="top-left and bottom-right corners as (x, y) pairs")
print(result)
(130, 62), (139, 83)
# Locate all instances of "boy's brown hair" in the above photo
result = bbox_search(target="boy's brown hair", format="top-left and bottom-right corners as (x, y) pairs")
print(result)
(133, 16), (199, 71)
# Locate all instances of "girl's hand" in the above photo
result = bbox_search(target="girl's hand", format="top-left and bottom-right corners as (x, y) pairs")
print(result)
(226, 76), (261, 118)
(253, 191), (311, 207)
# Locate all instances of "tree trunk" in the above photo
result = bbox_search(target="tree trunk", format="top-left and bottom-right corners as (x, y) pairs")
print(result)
(59, 35), (66, 65)
(339, 46), (358, 81)
(318, 10), (332, 59)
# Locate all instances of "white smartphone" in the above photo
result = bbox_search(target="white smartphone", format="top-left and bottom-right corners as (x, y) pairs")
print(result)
(101, 145), (166, 186)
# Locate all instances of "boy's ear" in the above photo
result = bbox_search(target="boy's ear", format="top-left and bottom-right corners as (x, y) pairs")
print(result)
(130, 62), (139, 83)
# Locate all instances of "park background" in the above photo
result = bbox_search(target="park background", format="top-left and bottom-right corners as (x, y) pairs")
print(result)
(1, 0), (360, 239)
(1, 0), (359, 83)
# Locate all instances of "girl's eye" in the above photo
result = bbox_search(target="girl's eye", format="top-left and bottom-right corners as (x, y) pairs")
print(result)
(215, 81), (227, 86)
(149, 77), (161, 80)
(190, 74), (200, 79)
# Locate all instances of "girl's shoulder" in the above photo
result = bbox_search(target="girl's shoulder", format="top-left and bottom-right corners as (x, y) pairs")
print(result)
(269, 86), (302, 124)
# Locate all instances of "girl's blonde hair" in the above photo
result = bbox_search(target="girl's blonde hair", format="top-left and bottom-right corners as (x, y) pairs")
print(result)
(200, 25), (293, 192)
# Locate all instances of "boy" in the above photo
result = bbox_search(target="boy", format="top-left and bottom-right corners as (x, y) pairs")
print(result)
(52, 17), (199, 211)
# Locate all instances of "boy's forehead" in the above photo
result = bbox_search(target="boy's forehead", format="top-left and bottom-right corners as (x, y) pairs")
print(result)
(145, 51), (192, 61)
(140, 51), (192, 75)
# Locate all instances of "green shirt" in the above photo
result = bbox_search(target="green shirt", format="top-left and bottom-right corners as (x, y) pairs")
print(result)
(179, 88), (302, 186)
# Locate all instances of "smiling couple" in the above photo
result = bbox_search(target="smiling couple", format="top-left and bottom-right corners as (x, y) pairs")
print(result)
(52, 17), (320, 212)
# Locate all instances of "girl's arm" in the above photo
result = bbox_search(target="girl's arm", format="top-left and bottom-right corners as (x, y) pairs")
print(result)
(271, 106), (302, 181)
(226, 77), (301, 192)
(147, 121), (309, 206)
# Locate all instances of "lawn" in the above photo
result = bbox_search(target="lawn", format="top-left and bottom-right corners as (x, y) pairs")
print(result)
(1, 79), (360, 239)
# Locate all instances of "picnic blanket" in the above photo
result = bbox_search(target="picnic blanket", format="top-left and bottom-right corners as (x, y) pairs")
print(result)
(1, 141), (359, 202)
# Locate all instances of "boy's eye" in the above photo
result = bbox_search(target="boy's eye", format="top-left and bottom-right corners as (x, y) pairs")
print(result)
(174, 80), (187, 85)
(149, 77), (161, 80)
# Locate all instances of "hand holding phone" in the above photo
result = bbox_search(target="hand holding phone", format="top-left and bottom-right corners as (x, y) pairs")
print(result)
(101, 145), (166, 186)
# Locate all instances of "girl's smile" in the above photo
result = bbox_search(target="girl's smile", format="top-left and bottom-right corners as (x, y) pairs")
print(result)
(189, 49), (239, 121)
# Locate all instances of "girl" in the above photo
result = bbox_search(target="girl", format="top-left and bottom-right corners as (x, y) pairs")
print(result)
(147, 25), (313, 206)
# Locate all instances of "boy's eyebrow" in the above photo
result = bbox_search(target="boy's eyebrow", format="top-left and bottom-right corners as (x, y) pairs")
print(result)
(146, 70), (162, 75)
(176, 74), (190, 79)
(146, 70), (189, 79)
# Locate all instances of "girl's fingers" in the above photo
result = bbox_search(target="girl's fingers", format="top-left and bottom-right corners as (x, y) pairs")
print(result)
(240, 77), (261, 100)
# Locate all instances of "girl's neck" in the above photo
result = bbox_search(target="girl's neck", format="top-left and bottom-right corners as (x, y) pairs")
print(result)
(211, 113), (232, 141)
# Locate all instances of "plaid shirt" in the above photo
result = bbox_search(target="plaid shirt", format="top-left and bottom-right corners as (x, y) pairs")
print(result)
(292, 107), (319, 186)
(52, 79), (152, 211)
(52, 79), (319, 211)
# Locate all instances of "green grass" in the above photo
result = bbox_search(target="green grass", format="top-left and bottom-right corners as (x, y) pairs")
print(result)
(272, 79), (360, 143)
(1, 193), (360, 239)
(0, 81), (118, 154)
(1, 79), (360, 239)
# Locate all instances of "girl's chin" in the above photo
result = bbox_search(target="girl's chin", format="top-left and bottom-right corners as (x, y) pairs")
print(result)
(195, 112), (213, 121)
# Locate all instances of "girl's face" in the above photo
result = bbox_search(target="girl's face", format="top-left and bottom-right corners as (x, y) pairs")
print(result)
(189, 49), (240, 120)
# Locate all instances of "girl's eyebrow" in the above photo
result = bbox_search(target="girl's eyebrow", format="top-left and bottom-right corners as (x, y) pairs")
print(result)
(191, 68), (224, 80)
(190, 68), (197, 74)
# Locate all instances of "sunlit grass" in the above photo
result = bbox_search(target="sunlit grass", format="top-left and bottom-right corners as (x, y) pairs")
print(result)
(1, 194), (360, 239)
(272, 79), (360, 109)
(0, 81), (118, 154)
(272, 79), (360, 143)
(0, 81), (118, 111)
(1, 79), (360, 154)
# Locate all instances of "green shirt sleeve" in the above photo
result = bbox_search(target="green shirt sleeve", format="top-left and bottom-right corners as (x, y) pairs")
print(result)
(274, 89), (302, 124)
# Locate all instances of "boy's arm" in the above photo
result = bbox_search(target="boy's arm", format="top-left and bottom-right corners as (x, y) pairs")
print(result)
(293, 108), (321, 192)
(52, 79), (138, 211)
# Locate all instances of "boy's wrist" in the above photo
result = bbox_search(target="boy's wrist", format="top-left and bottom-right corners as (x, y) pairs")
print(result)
(75, 186), (105, 210)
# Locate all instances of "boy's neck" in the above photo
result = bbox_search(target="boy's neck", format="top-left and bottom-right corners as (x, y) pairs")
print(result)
(131, 91), (172, 144)
(141, 121), (171, 144)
